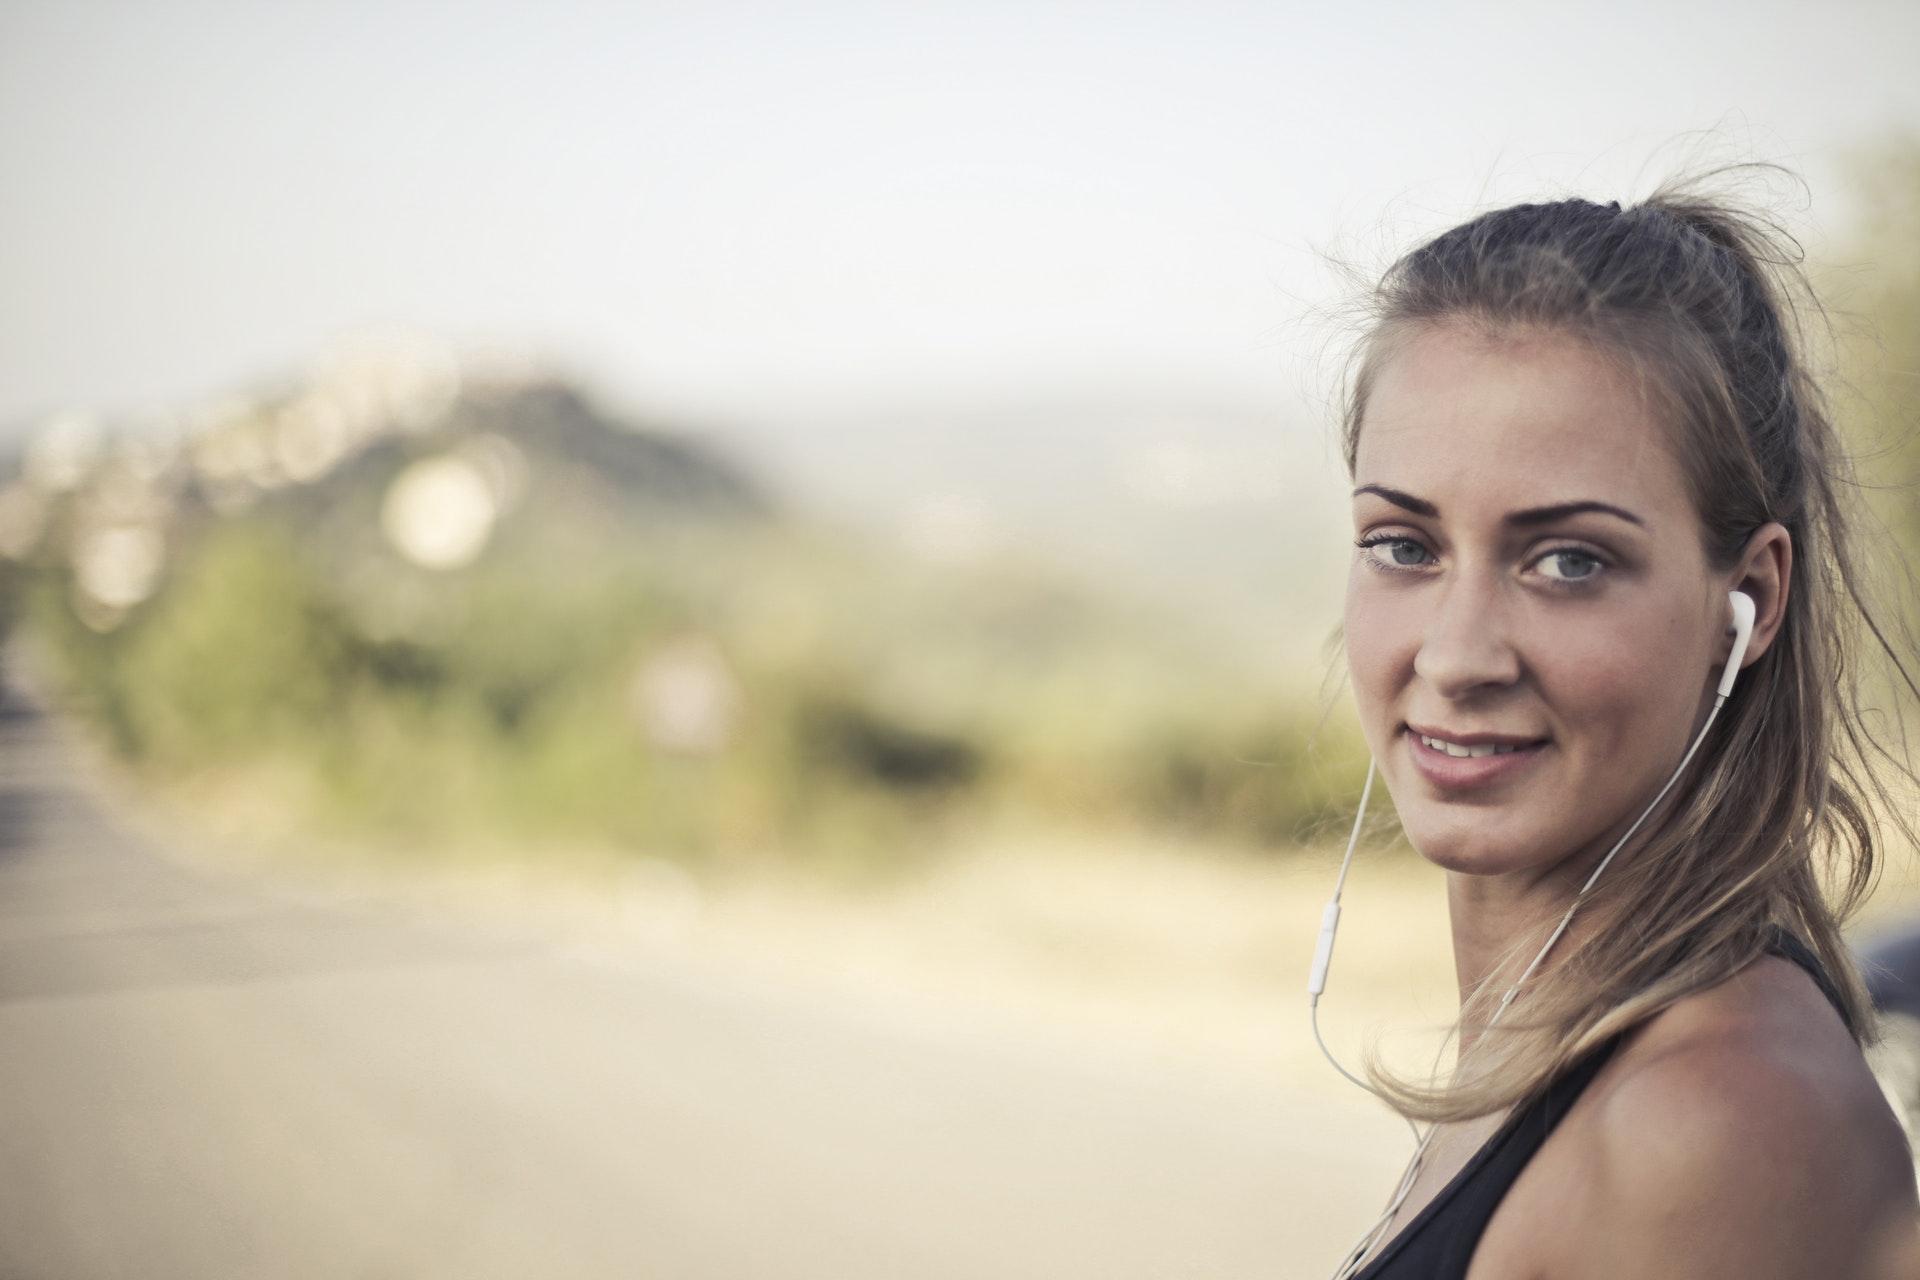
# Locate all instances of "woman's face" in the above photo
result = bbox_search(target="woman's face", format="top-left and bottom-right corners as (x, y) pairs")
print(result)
(1344, 320), (1730, 884)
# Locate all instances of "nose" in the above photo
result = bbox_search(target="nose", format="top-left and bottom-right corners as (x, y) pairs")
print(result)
(1412, 574), (1523, 698)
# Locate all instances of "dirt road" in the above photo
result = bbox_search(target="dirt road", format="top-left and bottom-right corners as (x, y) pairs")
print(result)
(0, 690), (1408, 1279)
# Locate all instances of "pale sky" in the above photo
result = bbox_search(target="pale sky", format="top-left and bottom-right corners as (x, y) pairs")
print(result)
(4, 0), (1920, 436)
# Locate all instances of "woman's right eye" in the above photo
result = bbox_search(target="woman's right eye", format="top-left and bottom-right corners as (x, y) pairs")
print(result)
(1355, 536), (1433, 569)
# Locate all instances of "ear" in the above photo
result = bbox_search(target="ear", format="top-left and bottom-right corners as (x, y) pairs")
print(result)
(1726, 522), (1791, 669)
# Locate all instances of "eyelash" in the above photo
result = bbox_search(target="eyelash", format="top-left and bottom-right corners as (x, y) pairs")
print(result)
(1352, 534), (1610, 591)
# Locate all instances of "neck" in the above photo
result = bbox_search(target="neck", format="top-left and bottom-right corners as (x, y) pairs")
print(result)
(1445, 855), (1599, 1058)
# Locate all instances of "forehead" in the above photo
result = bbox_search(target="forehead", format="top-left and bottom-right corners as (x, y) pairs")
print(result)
(1353, 321), (1693, 521)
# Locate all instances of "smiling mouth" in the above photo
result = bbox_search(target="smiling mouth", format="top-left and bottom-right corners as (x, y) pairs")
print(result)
(1403, 725), (1552, 757)
(1402, 727), (1550, 789)
(1405, 725), (1551, 767)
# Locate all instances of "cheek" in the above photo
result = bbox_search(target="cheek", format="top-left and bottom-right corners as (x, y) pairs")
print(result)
(1540, 614), (1697, 749)
(1544, 644), (1643, 736)
(1343, 578), (1415, 743)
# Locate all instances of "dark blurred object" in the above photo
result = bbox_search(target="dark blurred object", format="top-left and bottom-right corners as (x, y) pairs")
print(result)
(1863, 922), (1920, 1020)
(1860, 923), (1920, 1192)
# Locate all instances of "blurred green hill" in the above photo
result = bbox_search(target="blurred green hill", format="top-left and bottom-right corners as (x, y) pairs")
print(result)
(0, 358), (1365, 879)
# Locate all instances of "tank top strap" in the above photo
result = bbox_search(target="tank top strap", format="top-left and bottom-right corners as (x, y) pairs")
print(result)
(1762, 924), (1850, 1024)
(1349, 1031), (1627, 1277)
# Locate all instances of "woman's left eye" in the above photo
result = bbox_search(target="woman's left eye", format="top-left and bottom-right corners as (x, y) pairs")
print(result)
(1534, 549), (1605, 583)
(1355, 535), (1433, 569)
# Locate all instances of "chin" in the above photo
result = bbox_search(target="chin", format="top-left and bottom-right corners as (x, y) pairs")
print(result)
(1403, 816), (1544, 877)
(1416, 844), (1523, 876)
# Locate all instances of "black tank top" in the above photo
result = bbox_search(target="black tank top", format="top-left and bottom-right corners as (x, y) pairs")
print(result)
(1346, 927), (1848, 1279)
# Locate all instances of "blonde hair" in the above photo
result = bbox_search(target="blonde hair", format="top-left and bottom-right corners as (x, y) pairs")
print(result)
(1341, 169), (1917, 1123)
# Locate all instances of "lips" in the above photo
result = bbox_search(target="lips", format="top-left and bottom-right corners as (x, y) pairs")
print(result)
(1403, 724), (1549, 790)
(1404, 722), (1549, 750)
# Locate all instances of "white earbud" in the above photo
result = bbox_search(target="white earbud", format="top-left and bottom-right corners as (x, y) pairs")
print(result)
(1720, 590), (1756, 699)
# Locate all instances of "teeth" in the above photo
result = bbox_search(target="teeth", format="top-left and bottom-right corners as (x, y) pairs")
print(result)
(1419, 734), (1524, 757)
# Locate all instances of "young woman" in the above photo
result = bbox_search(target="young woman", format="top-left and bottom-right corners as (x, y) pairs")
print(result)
(1321, 182), (1920, 1278)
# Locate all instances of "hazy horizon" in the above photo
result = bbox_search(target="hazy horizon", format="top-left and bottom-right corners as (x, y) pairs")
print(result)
(6, 0), (1920, 439)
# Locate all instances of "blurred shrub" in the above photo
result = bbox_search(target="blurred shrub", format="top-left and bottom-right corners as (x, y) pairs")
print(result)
(28, 522), (355, 760)
(22, 520), (1363, 871)
(8, 379), (1366, 876)
(1121, 703), (1364, 846)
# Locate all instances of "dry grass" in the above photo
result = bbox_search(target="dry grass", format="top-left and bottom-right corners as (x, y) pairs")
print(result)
(94, 704), (1920, 1109)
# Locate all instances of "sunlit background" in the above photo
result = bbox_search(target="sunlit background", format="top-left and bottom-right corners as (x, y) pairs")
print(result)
(4, 2), (1920, 1277)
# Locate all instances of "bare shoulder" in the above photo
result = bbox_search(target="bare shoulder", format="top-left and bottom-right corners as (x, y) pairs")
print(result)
(1548, 954), (1917, 1279)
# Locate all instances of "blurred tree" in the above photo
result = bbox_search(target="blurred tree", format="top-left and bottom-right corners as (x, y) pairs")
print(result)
(1834, 137), (1920, 543)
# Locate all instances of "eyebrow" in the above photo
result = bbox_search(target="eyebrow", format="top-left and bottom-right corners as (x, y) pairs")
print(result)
(1351, 484), (1646, 528)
